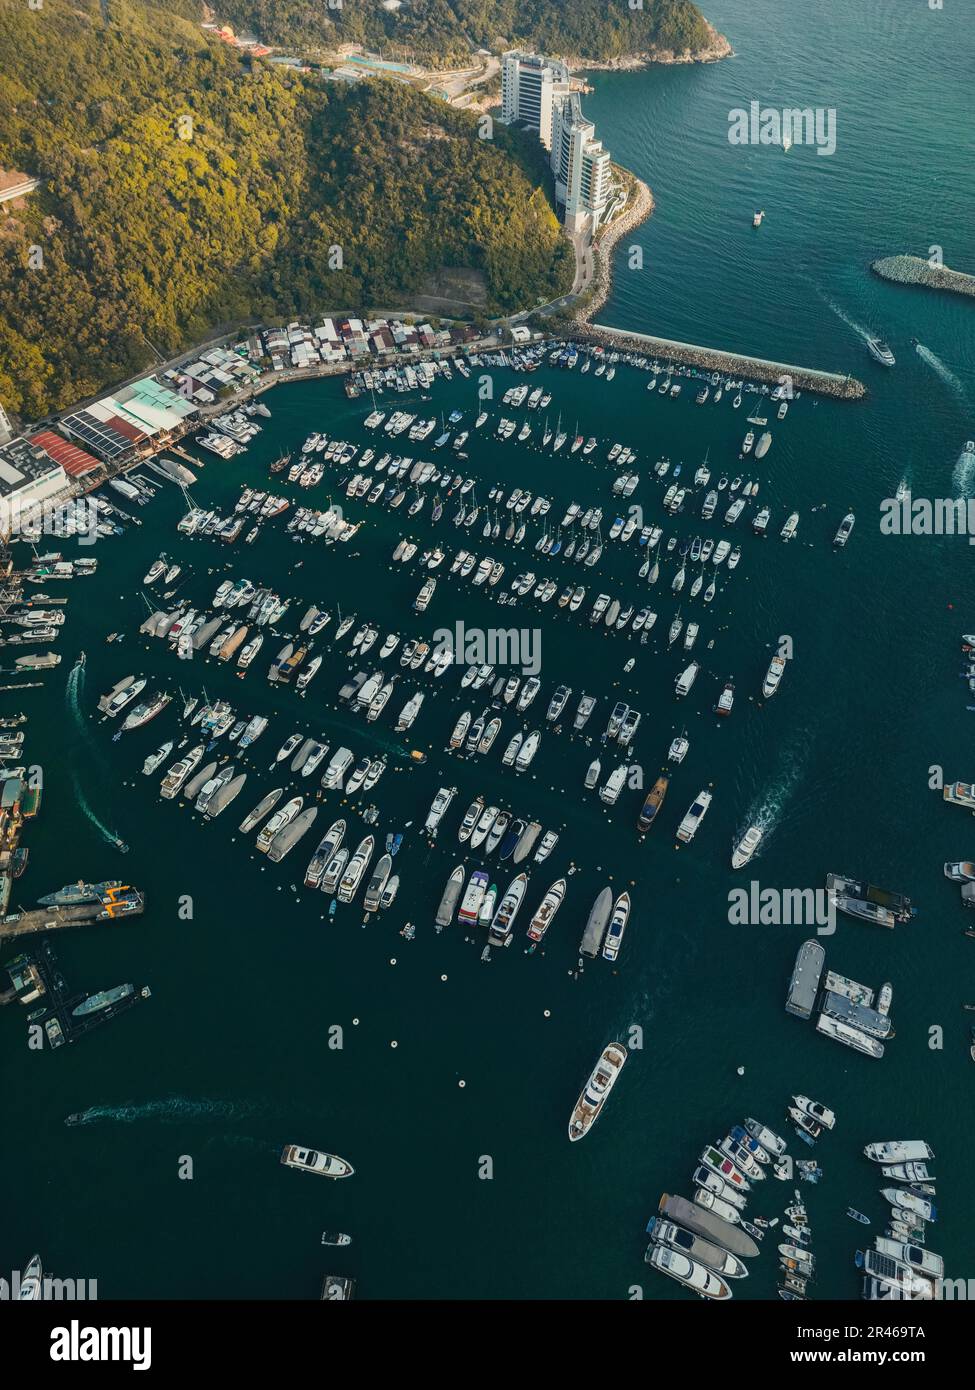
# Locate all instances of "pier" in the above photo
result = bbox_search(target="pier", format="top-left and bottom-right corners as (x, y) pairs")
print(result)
(0, 894), (145, 941)
(563, 323), (866, 400)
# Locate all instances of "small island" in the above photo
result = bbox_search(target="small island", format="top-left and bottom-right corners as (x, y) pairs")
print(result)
(871, 254), (975, 301)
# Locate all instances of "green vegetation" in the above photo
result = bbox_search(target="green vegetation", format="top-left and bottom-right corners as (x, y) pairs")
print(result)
(218, 0), (714, 66)
(0, 0), (571, 419)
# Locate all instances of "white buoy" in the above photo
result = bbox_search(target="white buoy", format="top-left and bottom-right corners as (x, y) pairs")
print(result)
(737, 1066), (745, 1075)
(543, 1009), (551, 1018)
(390, 1041), (398, 1049)
(458, 1080), (466, 1088)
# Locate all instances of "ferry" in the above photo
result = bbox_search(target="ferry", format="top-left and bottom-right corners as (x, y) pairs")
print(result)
(568, 1041), (628, 1141)
(280, 1145), (353, 1178)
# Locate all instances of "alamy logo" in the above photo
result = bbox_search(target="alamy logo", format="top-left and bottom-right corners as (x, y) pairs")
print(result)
(880, 491), (975, 541)
(0, 1270), (97, 1300)
(50, 1321), (150, 1371)
(728, 101), (837, 156)
(728, 881), (835, 935)
(433, 622), (541, 676)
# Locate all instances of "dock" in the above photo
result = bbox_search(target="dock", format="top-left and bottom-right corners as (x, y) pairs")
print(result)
(785, 939), (825, 1018)
(566, 323), (866, 400)
(0, 894), (144, 941)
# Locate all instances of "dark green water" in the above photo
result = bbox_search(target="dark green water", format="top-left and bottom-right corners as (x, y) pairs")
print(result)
(2, 0), (974, 1300)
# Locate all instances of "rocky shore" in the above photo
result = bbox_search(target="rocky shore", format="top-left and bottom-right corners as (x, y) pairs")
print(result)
(566, 20), (732, 70)
(871, 254), (975, 301)
(577, 169), (655, 324)
(554, 323), (866, 401)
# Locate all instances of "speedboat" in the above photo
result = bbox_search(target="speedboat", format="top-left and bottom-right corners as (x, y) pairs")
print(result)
(793, 1096), (837, 1131)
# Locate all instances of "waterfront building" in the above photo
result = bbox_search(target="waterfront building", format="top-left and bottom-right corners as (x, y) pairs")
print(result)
(501, 51), (613, 234)
(550, 92), (613, 234)
(0, 436), (68, 530)
(500, 50), (571, 151)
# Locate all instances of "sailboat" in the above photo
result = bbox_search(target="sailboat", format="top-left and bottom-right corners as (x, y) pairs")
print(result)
(542, 415), (553, 447)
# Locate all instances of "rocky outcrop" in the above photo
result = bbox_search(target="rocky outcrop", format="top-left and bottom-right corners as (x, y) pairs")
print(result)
(566, 20), (733, 70)
(871, 254), (975, 300)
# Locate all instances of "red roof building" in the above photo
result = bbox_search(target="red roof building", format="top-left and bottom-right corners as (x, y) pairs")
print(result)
(28, 430), (100, 478)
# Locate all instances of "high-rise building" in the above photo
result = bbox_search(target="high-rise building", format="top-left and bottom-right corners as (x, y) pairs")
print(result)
(550, 93), (613, 234)
(500, 50), (570, 151)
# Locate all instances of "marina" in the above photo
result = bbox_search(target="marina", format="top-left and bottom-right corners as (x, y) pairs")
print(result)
(1, 0), (973, 1307)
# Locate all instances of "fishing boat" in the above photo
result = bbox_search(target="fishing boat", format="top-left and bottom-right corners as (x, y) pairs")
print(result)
(568, 1041), (627, 1141)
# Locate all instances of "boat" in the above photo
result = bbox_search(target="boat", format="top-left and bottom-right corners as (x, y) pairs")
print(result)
(780, 511), (799, 541)
(755, 432), (772, 459)
(488, 872), (528, 946)
(881, 1189), (937, 1222)
(763, 654), (787, 697)
(280, 1145), (353, 1178)
(867, 336), (896, 367)
(580, 886), (613, 957)
(602, 892), (631, 961)
(715, 681), (735, 716)
(305, 820), (345, 889)
(675, 662), (699, 698)
(743, 1119), (787, 1156)
(436, 865), (465, 928)
(676, 790), (712, 843)
(865, 1141), (934, 1164)
(568, 1041), (627, 1141)
(526, 879), (566, 944)
(646, 1217), (748, 1280)
(142, 741), (173, 776)
(337, 835), (375, 902)
(794, 1095), (836, 1130)
(646, 1245), (733, 1300)
(847, 1209), (871, 1225)
(834, 512), (856, 548)
(637, 776), (669, 833)
(732, 825), (763, 869)
(256, 796), (302, 852)
(267, 806), (318, 863)
(660, 1193), (759, 1258)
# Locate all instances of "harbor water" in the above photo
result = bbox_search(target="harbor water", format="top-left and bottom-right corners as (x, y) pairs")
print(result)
(1, 0), (974, 1299)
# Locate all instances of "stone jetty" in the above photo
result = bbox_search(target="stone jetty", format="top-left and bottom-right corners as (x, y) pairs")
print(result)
(871, 254), (975, 300)
(558, 323), (866, 401)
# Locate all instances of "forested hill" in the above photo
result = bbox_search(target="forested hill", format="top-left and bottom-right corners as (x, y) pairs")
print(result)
(216, 0), (720, 66)
(0, 0), (571, 419)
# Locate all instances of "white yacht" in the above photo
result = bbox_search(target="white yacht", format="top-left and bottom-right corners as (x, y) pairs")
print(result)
(568, 1042), (628, 1141)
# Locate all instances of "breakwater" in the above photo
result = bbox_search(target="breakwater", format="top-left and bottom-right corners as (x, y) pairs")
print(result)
(871, 254), (975, 300)
(559, 322), (866, 400)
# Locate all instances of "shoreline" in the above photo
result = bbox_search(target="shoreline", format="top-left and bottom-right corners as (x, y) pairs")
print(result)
(566, 21), (733, 72)
(576, 168), (656, 325)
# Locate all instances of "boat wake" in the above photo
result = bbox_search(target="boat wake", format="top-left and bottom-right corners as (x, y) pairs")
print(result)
(816, 290), (874, 347)
(742, 737), (809, 841)
(65, 1097), (263, 1127)
(915, 343), (966, 401)
(65, 664), (126, 848)
(953, 443), (975, 498)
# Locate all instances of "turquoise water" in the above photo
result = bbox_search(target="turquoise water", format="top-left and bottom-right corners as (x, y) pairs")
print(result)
(1, 0), (974, 1301)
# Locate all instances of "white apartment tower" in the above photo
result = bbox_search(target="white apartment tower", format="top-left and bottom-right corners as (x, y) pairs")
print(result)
(550, 93), (612, 234)
(500, 50), (570, 152)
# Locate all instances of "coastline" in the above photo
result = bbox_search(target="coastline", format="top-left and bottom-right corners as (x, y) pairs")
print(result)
(576, 168), (655, 325)
(566, 21), (733, 72)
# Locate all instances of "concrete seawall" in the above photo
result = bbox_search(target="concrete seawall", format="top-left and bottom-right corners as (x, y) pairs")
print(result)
(561, 322), (866, 401)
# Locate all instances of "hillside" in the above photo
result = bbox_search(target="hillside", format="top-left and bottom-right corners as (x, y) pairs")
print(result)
(217, 0), (723, 67)
(0, 0), (571, 420)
